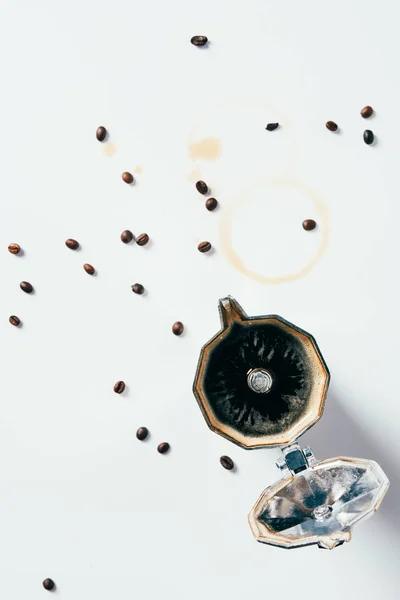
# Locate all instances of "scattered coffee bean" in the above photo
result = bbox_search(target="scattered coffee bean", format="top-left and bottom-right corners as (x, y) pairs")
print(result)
(364, 130), (374, 145)
(42, 579), (55, 591)
(198, 241), (212, 253)
(8, 243), (21, 255)
(361, 105), (374, 119)
(96, 126), (107, 141)
(136, 427), (149, 441)
(113, 380), (126, 394)
(220, 455), (234, 470)
(9, 315), (21, 327)
(302, 219), (316, 231)
(65, 238), (79, 250)
(196, 180), (208, 195)
(20, 281), (33, 294)
(83, 263), (95, 275)
(191, 35), (208, 47)
(326, 121), (338, 132)
(157, 442), (170, 454)
(136, 233), (149, 246)
(132, 283), (145, 295)
(121, 230), (134, 244)
(172, 321), (184, 336)
(266, 123), (279, 131)
(122, 172), (134, 184)
(205, 197), (218, 211)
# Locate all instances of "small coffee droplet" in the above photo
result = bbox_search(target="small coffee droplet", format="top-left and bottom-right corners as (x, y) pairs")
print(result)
(122, 172), (134, 184)
(8, 243), (21, 254)
(198, 241), (212, 253)
(361, 105), (374, 119)
(136, 427), (149, 441)
(132, 283), (145, 295)
(83, 263), (95, 275)
(65, 238), (79, 250)
(157, 442), (170, 454)
(96, 126), (107, 141)
(205, 197), (218, 211)
(326, 121), (338, 132)
(266, 123), (279, 131)
(136, 233), (149, 246)
(302, 219), (316, 231)
(113, 380), (126, 394)
(121, 230), (134, 243)
(220, 455), (234, 470)
(172, 321), (184, 335)
(42, 579), (55, 591)
(191, 35), (208, 47)
(364, 130), (374, 145)
(20, 281), (33, 294)
(9, 315), (21, 326)
(196, 180), (208, 195)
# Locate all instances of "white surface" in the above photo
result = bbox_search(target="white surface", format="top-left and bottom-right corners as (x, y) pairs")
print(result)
(0, 1), (399, 598)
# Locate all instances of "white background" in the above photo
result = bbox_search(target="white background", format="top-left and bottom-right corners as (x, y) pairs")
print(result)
(0, 1), (399, 598)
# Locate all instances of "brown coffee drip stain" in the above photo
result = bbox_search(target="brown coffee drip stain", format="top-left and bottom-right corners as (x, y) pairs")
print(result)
(189, 137), (221, 161)
(188, 165), (202, 182)
(134, 166), (143, 174)
(103, 142), (117, 157)
(219, 177), (330, 284)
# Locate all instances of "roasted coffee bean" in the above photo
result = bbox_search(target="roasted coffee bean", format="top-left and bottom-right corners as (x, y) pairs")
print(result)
(8, 243), (21, 254)
(157, 442), (170, 454)
(65, 238), (79, 250)
(172, 321), (184, 336)
(113, 380), (126, 394)
(196, 180), (208, 195)
(220, 455), (234, 470)
(121, 230), (134, 243)
(302, 219), (316, 231)
(198, 241), (212, 253)
(191, 35), (208, 47)
(132, 283), (145, 295)
(361, 105), (374, 118)
(364, 130), (374, 145)
(42, 579), (55, 591)
(20, 281), (33, 294)
(96, 126), (107, 141)
(205, 197), (218, 211)
(326, 121), (338, 132)
(136, 233), (149, 246)
(9, 315), (21, 326)
(122, 172), (134, 184)
(136, 427), (149, 441)
(83, 263), (95, 275)
(265, 123), (279, 131)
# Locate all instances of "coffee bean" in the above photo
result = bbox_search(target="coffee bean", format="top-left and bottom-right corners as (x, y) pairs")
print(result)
(113, 380), (126, 394)
(196, 180), (208, 195)
(172, 321), (184, 335)
(9, 315), (21, 326)
(65, 238), (79, 250)
(8, 243), (21, 254)
(122, 172), (134, 184)
(266, 123), (279, 131)
(302, 219), (316, 231)
(136, 233), (149, 246)
(191, 35), (208, 47)
(132, 283), (145, 295)
(361, 105), (374, 118)
(20, 281), (33, 293)
(326, 121), (338, 132)
(364, 130), (374, 145)
(198, 241), (212, 253)
(121, 230), (134, 243)
(136, 427), (149, 441)
(220, 455), (234, 470)
(83, 263), (95, 275)
(205, 197), (218, 211)
(96, 126), (107, 141)
(42, 579), (55, 591)
(157, 442), (170, 454)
